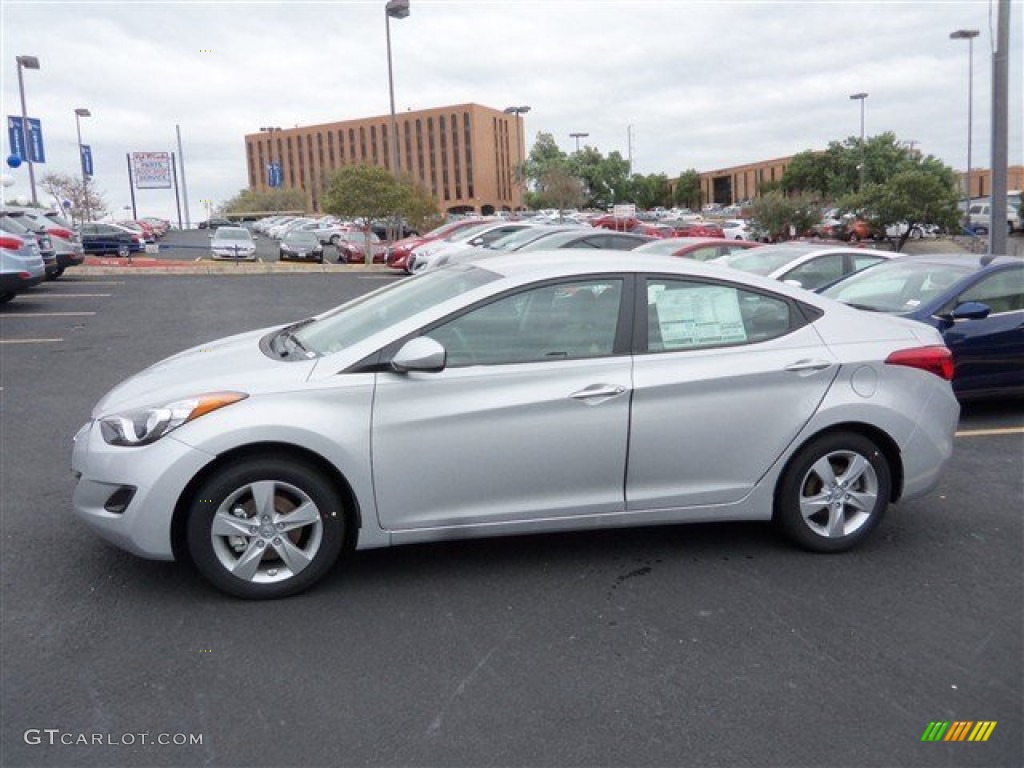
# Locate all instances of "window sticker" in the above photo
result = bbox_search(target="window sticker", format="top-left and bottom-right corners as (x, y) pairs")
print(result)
(654, 285), (748, 348)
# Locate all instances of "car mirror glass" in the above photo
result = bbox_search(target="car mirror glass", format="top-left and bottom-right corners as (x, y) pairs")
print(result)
(391, 337), (446, 373)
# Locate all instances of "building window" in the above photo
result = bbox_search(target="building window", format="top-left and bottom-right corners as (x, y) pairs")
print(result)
(464, 112), (474, 199)
(370, 125), (378, 164)
(440, 115), (450, 201)
(452, 112), (462, 199)
(404, 120), (413, 177)
(359, 126), (367, 161)
(428, 117), (437, 197)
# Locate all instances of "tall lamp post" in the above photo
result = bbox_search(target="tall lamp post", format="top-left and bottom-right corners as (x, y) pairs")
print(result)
(385, 0), (409, 179)
(950, 29), (979, 228)
(570, 132), (589, 153)
(849, 92), (868, 189)
(15, 55), (41, 205)
(504, 106), (531, 212)
(74, 108), (91, 222)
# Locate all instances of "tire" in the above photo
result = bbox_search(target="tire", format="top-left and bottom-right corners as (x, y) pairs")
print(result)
(51, 266), (65, 279)
(775, 432), (891, 553)
(0, 292), (14, 304)
(186, 457), (347, 599)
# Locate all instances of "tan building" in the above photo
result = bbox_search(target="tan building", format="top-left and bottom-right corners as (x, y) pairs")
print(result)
(243, 103), (527, 215)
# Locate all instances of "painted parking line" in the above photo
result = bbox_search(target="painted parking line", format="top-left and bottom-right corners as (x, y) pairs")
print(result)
(22, 293), (113, 298)
(0, 311), (96, 317)
(0, 338), (64, 344)
(955, 426), (1024, 437)
(68, 280), (125, 285)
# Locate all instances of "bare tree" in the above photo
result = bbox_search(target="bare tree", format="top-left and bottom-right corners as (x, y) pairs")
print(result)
(39, 172), (108, 223)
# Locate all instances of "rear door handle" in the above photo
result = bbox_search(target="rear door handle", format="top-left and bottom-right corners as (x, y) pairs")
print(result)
(785, 359), (833, 373)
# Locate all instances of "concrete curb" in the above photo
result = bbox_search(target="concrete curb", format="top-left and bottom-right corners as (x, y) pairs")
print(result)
(75, 260), (397, 276)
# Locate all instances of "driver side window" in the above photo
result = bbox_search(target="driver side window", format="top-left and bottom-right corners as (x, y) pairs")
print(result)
(425, 279), (623, 366)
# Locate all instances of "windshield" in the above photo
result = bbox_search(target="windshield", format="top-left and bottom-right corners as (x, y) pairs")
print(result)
(292, 264), (499, 355)
(214, 228), (251, 240)
(285, 231), (318, 244)
(716, 247), (814, 275)
(487, 227), (566, 252)
(821, 260), (973, 313)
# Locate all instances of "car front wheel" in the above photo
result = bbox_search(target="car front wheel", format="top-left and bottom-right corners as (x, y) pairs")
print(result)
(775, 432), (891, 552)
(186, 457), (346, 598)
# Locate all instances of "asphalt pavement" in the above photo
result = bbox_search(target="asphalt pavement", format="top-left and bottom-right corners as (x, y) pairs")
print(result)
(1, 272), (1021, 768)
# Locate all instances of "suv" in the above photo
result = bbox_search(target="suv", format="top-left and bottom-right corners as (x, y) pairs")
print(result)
(967, 201), (1019, 236)
(2, 206), (85, 275)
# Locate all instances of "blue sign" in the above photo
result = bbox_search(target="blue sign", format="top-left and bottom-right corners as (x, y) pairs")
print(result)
(6, 116), (45, 163)
(80, 145), (93, 177)
(266, 161), (282, 188)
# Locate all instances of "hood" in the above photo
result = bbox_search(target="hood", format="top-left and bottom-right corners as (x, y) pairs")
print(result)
(92, 326), (317, 417)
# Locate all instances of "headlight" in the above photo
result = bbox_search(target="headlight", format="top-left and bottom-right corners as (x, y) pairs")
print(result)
(99, 392), (248, 446)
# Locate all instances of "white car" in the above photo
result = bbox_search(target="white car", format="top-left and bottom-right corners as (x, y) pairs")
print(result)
(408, 222), (537, 273)
(714, 243), (897, 291)
(720, 219), (754, 240)
(209, 227), (256, 260)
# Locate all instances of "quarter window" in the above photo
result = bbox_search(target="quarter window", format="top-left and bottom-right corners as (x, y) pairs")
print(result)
(644, 278), (793, 352)
(426, 279), (623, 366)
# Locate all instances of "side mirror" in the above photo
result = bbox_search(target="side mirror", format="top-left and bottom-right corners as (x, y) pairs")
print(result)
(783, 279), (804, 288)
(391, 336), (446, 373)
(951, 301), (991, 321)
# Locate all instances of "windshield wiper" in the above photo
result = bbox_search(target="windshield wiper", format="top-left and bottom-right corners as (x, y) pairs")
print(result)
(841, 302), (883, 312)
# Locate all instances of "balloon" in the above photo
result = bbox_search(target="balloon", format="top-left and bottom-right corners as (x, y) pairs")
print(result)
(6, 155), (22, 169)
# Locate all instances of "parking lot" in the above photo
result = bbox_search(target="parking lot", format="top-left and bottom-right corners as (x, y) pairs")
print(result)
(1, 270), (1021, 767)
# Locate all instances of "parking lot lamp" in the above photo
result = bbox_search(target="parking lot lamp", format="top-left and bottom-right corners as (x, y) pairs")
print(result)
(849, 92), (868, 190)
(570, 132), (589, 153)
(950, 29), (979, 228)
(15, 55), (41, 205)
(385, 0), (409, 179)
(74, 108), (91, 222)
(504, 106), (531, 212)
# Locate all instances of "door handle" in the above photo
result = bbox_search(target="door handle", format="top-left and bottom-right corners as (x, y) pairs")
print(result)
(570, 384), (627, 401)
(785, 359), (833, 373)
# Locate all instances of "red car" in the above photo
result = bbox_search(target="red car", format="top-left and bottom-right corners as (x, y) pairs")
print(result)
(670, 221), (725, 238)
(386, 218), (490, 271)
(337, 237), (390, 264)
(632, 237), (761, 261)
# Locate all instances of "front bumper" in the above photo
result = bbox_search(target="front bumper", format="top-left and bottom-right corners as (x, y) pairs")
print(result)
(71, 420), (216, 560)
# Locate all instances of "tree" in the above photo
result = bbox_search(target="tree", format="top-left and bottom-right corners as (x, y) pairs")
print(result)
(533, 167), (585, 214)
(39, 172), (108, 223)
(673, 169), (701, 210)
(750, 192), (820, 242)
(631, 173), (671, 210)
(221, 187), (307, 215)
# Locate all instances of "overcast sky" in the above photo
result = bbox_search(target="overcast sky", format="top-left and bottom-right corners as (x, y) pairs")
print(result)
(1, 0), (1020, 223)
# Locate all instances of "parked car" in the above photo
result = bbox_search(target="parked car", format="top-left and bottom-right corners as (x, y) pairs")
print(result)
(386, 218), (491, 271)
(720, 220), (755, 240)
(139, 217), (170, 237)
(1, 213), (59, 279)
(670, 220), (725, 238)
(714, 243), (896, 291)
(116, 220), (156, 243)
(3, 206), (84, 273)
(967, 202), (1016, 236)
(408, 222), (536, 273)
(278, 230), (324, 263)
(198, 217), (234, 230)
(0, 232), (46, 303)
(70, 250), (959, 598)
(821, 254), (1023, 398)
(633, 237), (762, 261)
(79, 222), (144, 256)
(427, 229), (654, 271)
(336, 232), (389, 264)
(209, 226), (257, 260)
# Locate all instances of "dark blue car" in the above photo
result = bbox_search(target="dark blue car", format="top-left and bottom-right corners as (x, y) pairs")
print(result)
(821, 254), (1023, 398)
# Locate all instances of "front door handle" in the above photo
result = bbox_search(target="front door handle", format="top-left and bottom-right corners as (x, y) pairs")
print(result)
(570, 384), (627, 402)
(785, 359), (833, 373)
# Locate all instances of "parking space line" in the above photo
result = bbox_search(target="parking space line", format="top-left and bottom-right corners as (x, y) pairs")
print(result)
(22, 293), (112, 298)
(69, 280), (125, 285)
(1, 311), (96, 317)
(955, 427), (1024, 437)
(0, 338), (64, 344)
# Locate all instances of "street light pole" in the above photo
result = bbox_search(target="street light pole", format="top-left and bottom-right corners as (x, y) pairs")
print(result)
(570, 132), (589, 153)
(849, 92), (868, 189)
(15, 55), (41, 205)
(385, 0), (409, 180)
(950, 29), (979, 229)
(74, 108), (91, 222)
(504, 106), (531, 213)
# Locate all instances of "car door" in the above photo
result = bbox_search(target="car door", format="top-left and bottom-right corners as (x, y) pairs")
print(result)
(371, 277), (632, 531)
(627, 275), (838, 510)
(939, 265), (1024, 393)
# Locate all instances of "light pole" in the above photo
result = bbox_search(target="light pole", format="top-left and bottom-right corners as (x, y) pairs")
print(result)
(15, 55), (41, 205)
(74, 108), (91, 222)
(849, 92), (868, 189)
(504, 106), (531, 212)
(259, 125), (282, 193)
(570, 132), (589, 153)
(950, 29), (979, 228)
(385, 0), (409, 179)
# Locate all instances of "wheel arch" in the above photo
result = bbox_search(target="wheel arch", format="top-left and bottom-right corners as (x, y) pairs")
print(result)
(773, 422), (904, 518)
(170, 441), (362, 563)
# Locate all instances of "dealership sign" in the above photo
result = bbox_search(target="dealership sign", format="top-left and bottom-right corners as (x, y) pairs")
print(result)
(131, 151), (172, 189)
(7, 116), (46, 163)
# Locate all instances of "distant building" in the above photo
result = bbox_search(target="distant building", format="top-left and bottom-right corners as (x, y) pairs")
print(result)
(243, 103), (527, 215)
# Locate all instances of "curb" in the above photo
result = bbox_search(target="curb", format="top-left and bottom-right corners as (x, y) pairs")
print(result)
(76, 258), (398, 276)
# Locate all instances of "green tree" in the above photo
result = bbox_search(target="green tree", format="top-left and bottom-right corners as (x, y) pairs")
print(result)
(533, 167), (585, 214)
(631, 173), (671, 210)
(673, 169), (701, 210)
(322, 164), (438, 247)
(221, 187), (307, 215)
(750, 192), (820, 242)
(524, 132), (569, 187)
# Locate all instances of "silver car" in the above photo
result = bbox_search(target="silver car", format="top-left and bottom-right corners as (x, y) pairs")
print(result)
(210, 226), (256, 260)
(71, 252), (959, 598)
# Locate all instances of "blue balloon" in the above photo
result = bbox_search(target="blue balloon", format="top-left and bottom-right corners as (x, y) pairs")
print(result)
(6, 155), (22, 169)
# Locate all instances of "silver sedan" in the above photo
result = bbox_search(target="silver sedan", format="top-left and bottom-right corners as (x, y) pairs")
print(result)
(72, 252), (959, 598)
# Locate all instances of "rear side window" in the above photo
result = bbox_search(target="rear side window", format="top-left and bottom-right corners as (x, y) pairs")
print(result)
(944, 268), (1024, 315)
(643, 278), (797, 352)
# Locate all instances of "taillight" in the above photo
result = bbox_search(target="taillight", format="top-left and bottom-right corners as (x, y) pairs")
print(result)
(0, 235), (25, 250)
(131, 235), (140, 243)
(48, 227), (75, 240)
(885, 346), (954, 380)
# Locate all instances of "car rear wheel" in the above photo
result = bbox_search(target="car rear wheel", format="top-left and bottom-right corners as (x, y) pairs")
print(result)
(186, 457), (346, 598)
(775, 432), (891, 552)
